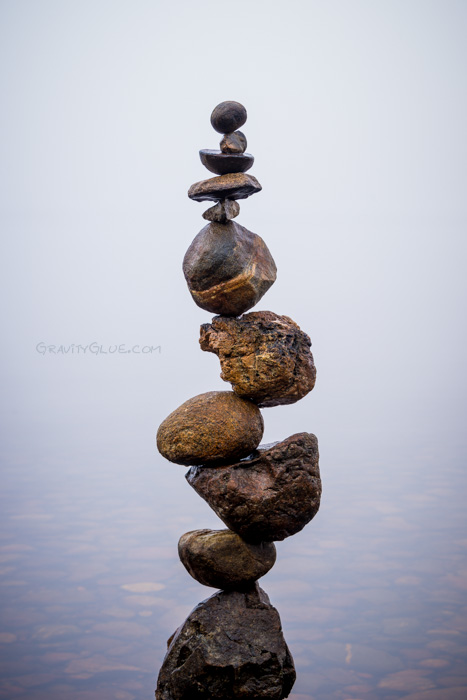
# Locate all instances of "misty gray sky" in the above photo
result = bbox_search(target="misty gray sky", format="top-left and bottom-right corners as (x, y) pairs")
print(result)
(0, 0), (466, 496)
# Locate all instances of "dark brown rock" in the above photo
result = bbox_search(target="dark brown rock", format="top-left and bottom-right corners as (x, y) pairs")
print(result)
(210, 101), (247, 134)
(186, 433), (321, 542)
(155, 584), (296, 700)
(156, 391), (263, 467)
(199, 149), (254, 175)
(178, 529), (276, 590)
(200, 311), (317, 408)
(183, 221), (277, 316)
(188, 172), (261, 202)
(221, 130), (247, 154)
(202, 199), (240, 223)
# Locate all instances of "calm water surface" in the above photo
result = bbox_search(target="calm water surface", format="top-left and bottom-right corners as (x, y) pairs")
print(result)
(1, 447), (466, 700)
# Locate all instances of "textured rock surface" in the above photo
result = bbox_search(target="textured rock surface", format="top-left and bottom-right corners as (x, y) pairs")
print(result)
(210, 101), (247, 134)
(220, 130), (247, 154)
(199, 149), (254, 175)
(202, 199), (240, 223)
(200, 311), (316, 408)
(155, 584), (295, 700)
(188, 172), (261, 202)
(178, 529), (276, 590)
(183, 221), (277, 316)
(157, 391), (263, 467)
(186, 433), (321, 542)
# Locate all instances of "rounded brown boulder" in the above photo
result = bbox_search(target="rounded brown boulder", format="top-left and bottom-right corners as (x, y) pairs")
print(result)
(156, 391), (263, 467)
(178, 529), (276, 590)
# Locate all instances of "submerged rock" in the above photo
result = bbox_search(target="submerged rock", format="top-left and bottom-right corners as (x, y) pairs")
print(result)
(178, 528), (276, 590)
(155, 584), (295, 700)
(200, 311), (316, 407)
(156, 391), (263, 467)
(186, 433), (321, 542)
(183, 220), (276, 316)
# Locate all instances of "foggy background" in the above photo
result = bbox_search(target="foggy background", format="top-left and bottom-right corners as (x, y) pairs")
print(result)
(0, 0), (466, 593)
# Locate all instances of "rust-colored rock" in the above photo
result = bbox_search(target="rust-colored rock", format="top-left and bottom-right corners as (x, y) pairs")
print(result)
(156, 584), (296, 700)
(210, 101), (247, 134)
(200, 311), (316, 408)
(202, 199), (240, 223)
(178, 529), (276, 590)
(199, 149), (254, 175)
(220, 130), (247, 154)
(156, 391), (263, 467)
(188, 172), (261, 202)
(183, 221), (277, 316)
(186, 433), (321, 542)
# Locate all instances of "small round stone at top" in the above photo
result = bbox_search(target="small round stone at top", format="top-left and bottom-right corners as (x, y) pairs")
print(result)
(211, 101), (247, 134)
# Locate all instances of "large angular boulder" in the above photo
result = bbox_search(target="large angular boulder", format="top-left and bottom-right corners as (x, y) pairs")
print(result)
(156, 584), (296, 700)
(178, 529), (276, 590)
(186, 433), (321, 542)
(183, 221), (276, 317)
(157, 391), (263, 467)
(200, 311), (316, 407)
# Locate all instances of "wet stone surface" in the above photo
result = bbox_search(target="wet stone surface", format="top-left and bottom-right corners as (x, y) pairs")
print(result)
(156, 584), (296, 700)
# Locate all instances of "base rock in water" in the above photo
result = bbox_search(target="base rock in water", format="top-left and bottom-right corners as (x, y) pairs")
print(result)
(155, 583), (296, 700)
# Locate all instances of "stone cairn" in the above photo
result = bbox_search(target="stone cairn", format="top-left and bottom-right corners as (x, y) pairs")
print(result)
(155, 101), (322, 700)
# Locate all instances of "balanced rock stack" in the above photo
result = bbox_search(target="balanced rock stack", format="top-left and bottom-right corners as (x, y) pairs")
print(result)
(155, 101), (321, 700)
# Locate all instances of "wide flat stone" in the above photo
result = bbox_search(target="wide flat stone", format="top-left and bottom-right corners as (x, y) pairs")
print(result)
(210, 101), (247, 134)
(199, 149), (254, 175)
(202, 199), (240, 223)
(188, 172), (261, 202)
(186, 433), (321, 542)
(183, 221), (276, 316)
(178, 529), (276, 590)
(156, 584), (296, 700)
(200, 311), (317, 407)
(220, 130), (247, 154)
(157, 391), (263, 467)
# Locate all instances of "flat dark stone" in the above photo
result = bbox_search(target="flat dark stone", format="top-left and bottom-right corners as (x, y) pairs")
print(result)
(186, 433), (321, 543)
(156, 584), (296, 700)
(188, 173), (261, 202)
(199, 149), (254, 175)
